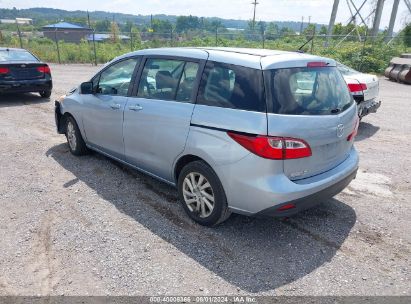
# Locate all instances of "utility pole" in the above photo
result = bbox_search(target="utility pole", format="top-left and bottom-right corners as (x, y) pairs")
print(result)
(87, 11), (97, 66)
(371, 0), (385, 40)
(54, 27), (61, 64)
(215, 25), (218, 46)
(311, 26), (316, 53)
(16, 21), (23, 48)
(300, 16), (304, 35)
(251, 0), (259, 30)
(130, 24), (134, 51)
(325, 0), (340, 47)
(385, 0), (400, 42)
(405, 0), (411, 13)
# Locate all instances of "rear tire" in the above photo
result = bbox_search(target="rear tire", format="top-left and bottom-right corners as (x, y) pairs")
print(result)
(65, 116), (89, 156)
(39, 90), (52, 98)
(178, 161), (231, 226)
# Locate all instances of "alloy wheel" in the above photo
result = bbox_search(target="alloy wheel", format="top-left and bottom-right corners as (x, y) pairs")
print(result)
(182, 172), (215, 218)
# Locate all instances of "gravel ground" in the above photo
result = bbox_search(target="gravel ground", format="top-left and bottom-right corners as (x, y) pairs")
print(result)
(0, 64), (410, 296)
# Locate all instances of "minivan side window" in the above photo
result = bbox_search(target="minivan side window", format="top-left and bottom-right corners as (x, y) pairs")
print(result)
(197, 61), (265, 112)
(96, 57), (140, 96)
(137, 58), (199, 102)
(176, 62), (200, 102)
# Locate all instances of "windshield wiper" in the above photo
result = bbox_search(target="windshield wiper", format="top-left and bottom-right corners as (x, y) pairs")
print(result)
(331, 108), (341, 114)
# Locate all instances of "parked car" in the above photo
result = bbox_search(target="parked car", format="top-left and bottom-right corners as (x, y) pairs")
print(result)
(0, 47), (52, 98)
(337, 62), (380, 119)
(55, 48), (359, 226)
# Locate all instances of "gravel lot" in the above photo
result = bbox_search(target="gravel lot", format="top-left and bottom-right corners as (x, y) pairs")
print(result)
(0, 64), (410, 296)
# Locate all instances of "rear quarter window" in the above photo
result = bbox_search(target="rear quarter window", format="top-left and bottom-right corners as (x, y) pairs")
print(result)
(197, 61), (265, 112)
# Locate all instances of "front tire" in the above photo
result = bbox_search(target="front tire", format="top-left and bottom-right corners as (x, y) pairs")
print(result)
(65, 116), (89, 156)
(178, 161), (231, 226)
(39, 90), (52, 98)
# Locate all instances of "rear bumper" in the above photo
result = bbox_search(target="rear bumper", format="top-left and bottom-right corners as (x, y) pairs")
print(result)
(358, 98), (381, 118)
(256, 169), (357, 217)
(0, 79), (52, 93)
(217, 147), (359, 216)
(54, 101), (64, 134)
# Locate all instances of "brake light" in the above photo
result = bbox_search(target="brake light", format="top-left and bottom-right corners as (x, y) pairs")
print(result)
(307, 61), (328, 67)
(37, 65), (51, 74)
(347, 83), (367, 94)
(227, 132), (312, 160)
(0, 67), (10, 74)
(347, 118), (360, 141)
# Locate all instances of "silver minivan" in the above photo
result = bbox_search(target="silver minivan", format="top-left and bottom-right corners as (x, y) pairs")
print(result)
(55, 47), (359, 226)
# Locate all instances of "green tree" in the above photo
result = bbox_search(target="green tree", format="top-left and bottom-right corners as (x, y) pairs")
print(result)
(65, 17), (88, 27)
(404, 23), (411, 47)
(303, 24), (316, 36)
(152, 19), (173, 37)
(110, 22), (120, 43)
(95, 19), (111, 32)
(280, 26), (295, 36)
(175, 15), (200, 33)
(319, 25), (327, 35)
(333, 23), (345, 36)
(257, 21), (266, 35)
(130, 25), (141, 49)
(265, 22), (279, 40)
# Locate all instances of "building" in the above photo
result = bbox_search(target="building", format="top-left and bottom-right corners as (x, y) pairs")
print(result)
(0, 18), (33, 25)
(42, 22), (93, 43)
(87, 33), (130, 42)
(16, 18), (33, 25)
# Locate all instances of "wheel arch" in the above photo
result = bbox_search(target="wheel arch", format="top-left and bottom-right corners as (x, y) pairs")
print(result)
(174, 154), (210, 183)
(59, 112), (74, 134)
(60, 111), (88, 142)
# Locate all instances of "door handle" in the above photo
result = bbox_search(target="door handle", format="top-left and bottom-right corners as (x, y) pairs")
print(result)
(129, 104), (143, 111)
(110, 103), (121, 110)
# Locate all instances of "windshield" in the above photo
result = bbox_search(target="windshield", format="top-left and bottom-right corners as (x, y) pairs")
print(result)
(264, 66), (353, 115)
(337, 62), (359, 76)
(0, 49), (39, 62)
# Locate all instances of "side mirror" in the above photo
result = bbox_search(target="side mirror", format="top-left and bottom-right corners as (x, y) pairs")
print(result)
(81, 82), (93, 94)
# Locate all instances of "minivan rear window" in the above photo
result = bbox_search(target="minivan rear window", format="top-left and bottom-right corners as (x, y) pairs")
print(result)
(197, 61), (265, 112)
(264, 67), (353, 115)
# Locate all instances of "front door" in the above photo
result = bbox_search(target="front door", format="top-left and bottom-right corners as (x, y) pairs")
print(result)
(81, 57), (140, 159)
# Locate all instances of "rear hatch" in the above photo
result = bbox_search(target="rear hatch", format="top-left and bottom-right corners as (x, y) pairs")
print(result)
(0, 63), (48, 81)
(264, 64), (357, 180)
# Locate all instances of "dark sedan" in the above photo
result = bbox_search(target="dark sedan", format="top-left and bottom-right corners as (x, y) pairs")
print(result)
(0, 47), (52, 98)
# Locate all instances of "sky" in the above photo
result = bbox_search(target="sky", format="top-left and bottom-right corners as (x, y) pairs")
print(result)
(1, 0), (410, 31)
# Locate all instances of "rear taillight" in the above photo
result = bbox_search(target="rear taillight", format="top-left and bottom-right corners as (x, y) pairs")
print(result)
(347, 118), (360, 141)
(0, 67), (10, 74)
(37, 65), (51, 74)
(348, 83), (367, 94)
(227, 132), (312, 160)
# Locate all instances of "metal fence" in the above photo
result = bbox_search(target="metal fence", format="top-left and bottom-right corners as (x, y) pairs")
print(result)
(0, 28), (409, 73)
